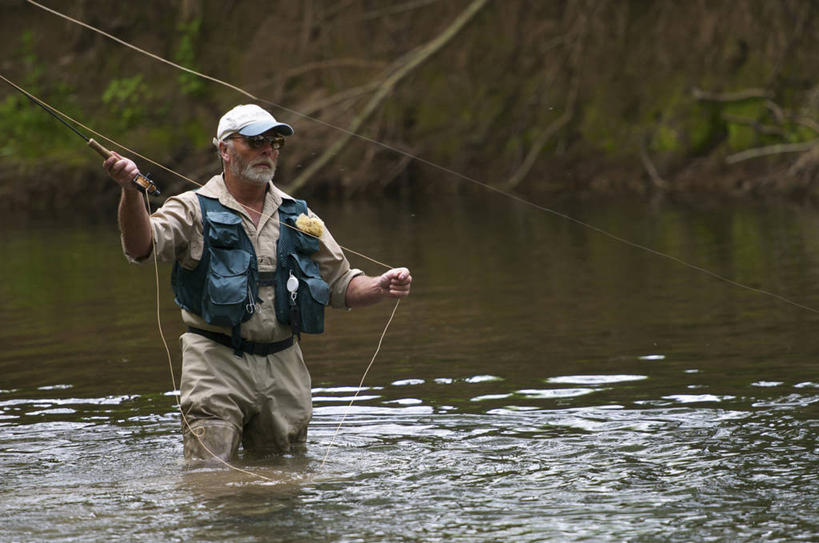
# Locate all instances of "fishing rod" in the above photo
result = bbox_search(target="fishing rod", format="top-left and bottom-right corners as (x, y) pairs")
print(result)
(1, 74), (160, 196)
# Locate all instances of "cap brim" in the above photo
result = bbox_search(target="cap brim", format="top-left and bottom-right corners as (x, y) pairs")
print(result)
(238, 121), (295, 137)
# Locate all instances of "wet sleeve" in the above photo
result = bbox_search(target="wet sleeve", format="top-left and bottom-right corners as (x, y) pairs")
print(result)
(122, 192), (202, 268)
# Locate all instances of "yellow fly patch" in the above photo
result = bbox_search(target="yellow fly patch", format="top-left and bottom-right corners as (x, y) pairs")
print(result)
(295, 213), (324, 237)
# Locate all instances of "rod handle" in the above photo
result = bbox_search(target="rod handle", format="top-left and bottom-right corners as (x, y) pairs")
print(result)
(89, 138), (161, 196)
(88, 138), (113, 159)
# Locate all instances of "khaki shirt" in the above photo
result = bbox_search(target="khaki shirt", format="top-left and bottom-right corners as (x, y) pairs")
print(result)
(127, 174), (362, 342)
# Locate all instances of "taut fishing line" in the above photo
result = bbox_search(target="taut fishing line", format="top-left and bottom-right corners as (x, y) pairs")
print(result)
(9, 1), (819, 477)
(20, 0), (819, 316)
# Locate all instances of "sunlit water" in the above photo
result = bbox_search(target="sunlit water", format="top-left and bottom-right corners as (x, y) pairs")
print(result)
(1, 193), (818, 541)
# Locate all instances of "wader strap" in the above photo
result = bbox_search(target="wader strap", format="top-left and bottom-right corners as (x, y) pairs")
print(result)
(187, 327), (294, 357)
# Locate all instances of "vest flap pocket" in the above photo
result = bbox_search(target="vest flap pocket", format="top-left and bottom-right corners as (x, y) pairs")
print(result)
(293, 255), (330, 305)
(207, 211), (243, 247)
(207, 248), (252, 305)
(302, 276), (330, 305)
(293, 227), (321, 254)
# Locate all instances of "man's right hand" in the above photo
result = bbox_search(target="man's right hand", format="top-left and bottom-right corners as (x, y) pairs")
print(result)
(103, 152), (141, 192)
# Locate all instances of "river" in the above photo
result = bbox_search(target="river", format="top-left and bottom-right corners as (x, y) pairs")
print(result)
(1, 190), (818, 541)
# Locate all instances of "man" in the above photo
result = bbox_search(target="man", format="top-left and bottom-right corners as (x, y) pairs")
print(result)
(104, 104), (412, 463)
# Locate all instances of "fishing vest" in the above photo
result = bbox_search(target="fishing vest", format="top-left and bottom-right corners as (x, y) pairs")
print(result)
(171, 193), (329, 353)
(274, 197), (330, 336)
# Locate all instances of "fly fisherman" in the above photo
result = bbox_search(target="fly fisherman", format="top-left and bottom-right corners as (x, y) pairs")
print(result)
(104, 104), (412, 463)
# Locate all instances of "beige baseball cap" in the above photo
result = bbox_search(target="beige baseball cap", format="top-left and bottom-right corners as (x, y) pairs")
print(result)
(213, 104), (294, 145)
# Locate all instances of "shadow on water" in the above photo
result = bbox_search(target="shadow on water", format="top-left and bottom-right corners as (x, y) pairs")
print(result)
(1, 192), (819, 541)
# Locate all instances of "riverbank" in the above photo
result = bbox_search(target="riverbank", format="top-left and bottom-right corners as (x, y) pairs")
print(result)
(2, 149), (817, 222)
(2, 0), (818, 213)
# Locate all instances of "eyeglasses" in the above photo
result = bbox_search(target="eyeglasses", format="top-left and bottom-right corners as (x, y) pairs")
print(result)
(228, 133), (286, 150)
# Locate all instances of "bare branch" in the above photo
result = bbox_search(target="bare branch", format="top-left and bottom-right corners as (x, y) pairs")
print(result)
(793, 116), (819, 134)
(763, 99), (786, 125)
(721, 113), (785, 137)
(284, 0), (490, 194)
(692, 87), (773, 102)
(298, 81), (381, 116)
(501, 2), (591, 191)
(761, 100), (819, 133)
(332, 0), (448, 25)
(283, 58), (387, 79)
(502, 111), (572, 191)
(639, 142), (669, 190)
(351, 0), (444, 23)
(725, 140), (819, 164)
(379, 151), (414, 188)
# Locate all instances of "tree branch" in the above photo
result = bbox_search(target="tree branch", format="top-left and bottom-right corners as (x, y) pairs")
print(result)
(638, 141), (669, 190)
(725, 140), (818, 164)
(692, 87), (773, 102)
(284, 0), (490, 194)
(283, 58), (387, 79)
(502, 109), (572, 191)
(721, 113), (785, 137)
(298, 81), (381, 116)
(501, 2), (591, 191)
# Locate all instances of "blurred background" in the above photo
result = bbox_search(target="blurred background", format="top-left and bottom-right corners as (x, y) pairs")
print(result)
(1, 0), (818, 217)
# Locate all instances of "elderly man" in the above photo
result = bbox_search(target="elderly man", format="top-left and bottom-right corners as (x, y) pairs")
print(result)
(104, 104), (411, 463)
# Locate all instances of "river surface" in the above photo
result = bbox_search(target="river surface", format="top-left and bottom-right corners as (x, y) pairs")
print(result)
(1, 191), (818, 542)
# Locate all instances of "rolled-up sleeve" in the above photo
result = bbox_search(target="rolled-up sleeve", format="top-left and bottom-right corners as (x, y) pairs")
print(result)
(313, 221), (363, 309)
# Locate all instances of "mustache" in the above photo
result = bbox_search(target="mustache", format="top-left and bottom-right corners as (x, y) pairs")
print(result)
(250, 157), (275, 168)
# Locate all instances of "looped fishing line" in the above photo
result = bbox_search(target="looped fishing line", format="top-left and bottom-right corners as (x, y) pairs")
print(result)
(0, 73), (400, 478)
(143, 188), (277, 482)
(10, 2), (819, 476)
(143, 181), (400, 479)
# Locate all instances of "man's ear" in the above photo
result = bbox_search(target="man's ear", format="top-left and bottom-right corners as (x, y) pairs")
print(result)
(219, 142), (231, 163)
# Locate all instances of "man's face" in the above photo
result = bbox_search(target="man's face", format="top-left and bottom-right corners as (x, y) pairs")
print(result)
(224, 133), (279, 185)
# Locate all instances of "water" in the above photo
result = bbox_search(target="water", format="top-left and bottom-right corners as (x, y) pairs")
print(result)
(1, 192), (818, 541)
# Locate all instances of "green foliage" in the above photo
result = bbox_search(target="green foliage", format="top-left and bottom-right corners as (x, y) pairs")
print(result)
(723, 101), (765, 150)
(578, 94), (622, 154)
(787, 124), (816, 144)
(4, 0), (819, 201)
(0, 32), (81, 164)
(651, 125), (680, 152)
(101, 74), (152, 129)
(174, 19), (205, 97)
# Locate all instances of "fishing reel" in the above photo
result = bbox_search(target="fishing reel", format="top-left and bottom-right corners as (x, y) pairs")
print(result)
(131, 172), (161, 196)
(88, 138), (161, 196)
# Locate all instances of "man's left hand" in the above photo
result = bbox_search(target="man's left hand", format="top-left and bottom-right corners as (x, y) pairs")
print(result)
(378, 267), (412, 298)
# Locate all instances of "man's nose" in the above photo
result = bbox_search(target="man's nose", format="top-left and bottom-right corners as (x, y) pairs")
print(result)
(260, 145), (279, 158)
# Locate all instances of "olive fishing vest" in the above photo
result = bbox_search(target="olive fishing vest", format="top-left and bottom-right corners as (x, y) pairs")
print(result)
(171, 193), (329, 353)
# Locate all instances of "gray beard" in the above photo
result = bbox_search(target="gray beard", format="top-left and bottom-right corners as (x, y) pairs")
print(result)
(242, 163), (275, 185)
(229, 154), (276, 185)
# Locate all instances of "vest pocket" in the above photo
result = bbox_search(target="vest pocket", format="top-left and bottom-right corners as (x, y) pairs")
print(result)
(292, 228), (320, 253)
(203, 247), (254, 326)
(288, 253), (329, 333)
(292, 255), (330, 305)
(207, 211), (243, 248)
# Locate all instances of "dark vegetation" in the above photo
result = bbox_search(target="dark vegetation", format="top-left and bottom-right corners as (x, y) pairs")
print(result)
(1, 0), (818, 216)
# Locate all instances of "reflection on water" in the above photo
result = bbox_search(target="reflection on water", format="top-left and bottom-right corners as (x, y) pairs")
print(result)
(1, 194), (819, 541)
